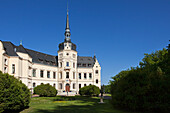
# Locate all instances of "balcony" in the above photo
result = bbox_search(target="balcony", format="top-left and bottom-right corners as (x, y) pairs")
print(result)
(64, 66), (71, 70)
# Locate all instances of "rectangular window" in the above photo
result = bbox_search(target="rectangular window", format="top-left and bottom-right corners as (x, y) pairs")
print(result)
(53, 72), (56, 79)
(4, 67), (7, 73)
(60, 62), (62, 67)
(59, 83), (62, 89)
(66, 62), (69, 67)
(66, 72), (69, 78)
(4, 59), (7, 65)
(79, 84), (81, 89)
(47, 71), (50, 78)
(73, 72), (75, 79)
(32, 69), (36, 77)
(60, 72), (62, 79)
(73, 62), (75, 68)
(12, 64), (15, 74)
(40, 70), (44, 78)
(89, 73), (92, 79)
(79, 73), (81, 79)
(73, 83), (75, 89)
(84, 73), (87, 79)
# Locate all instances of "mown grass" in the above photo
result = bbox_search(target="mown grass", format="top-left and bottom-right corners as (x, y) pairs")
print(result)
(21, 96), (131, 113)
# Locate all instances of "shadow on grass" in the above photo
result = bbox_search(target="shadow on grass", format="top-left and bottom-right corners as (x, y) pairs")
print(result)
(31, 96), (123, 113)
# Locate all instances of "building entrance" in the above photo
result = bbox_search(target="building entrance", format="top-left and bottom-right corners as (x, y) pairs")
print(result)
(65, 83), (70, 92)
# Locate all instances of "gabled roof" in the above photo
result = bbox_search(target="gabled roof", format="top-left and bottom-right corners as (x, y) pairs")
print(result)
(2, 41), (58, 66)
(16, 45), (28, 54)
(2, 41), (18, 56)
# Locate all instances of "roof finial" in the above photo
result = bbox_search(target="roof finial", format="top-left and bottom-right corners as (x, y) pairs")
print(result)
(94, 52), (96, 59)
(20, 40), (22, 45)
(67, 0), (69, 13)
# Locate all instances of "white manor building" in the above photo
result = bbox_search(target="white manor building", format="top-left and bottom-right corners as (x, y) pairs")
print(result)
(0, 11), (101, 95)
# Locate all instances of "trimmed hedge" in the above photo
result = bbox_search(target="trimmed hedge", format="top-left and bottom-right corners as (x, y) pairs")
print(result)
(79, 85), (100, 96)
(0, 71), (31, 113)
(34, 84), (57, 97)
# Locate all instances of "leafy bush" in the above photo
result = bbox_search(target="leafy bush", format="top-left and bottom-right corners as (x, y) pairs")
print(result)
(79, 85), (100, 96)
(0, 71), (31, 113)
(110, 48), (170, 112)
(34, 84), (57, 97)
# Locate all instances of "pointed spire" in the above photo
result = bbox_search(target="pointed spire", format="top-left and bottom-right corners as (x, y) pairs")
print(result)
(66, 10), (70, 29)
(64, 1), (71, 42)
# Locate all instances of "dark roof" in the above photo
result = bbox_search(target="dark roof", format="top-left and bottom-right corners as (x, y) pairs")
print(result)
(2, 41), (58, 66)
(16, 45), (28, 54)
(26, 49), (58, 66)
(1, 41), (96, 68)
(2, 41), (18, 56)
(77, 56), (95, 68)
(59, 41), (76, 51)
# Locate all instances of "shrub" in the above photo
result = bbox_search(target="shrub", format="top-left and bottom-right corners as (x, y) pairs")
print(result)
(34, 84), (57, 97)
(110, 48), (170, 113)
(0, 71), (31, 113)
(79, 85), (100, 96)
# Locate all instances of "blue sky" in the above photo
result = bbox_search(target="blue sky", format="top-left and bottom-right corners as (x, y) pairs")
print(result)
(0, 0), (170, 85)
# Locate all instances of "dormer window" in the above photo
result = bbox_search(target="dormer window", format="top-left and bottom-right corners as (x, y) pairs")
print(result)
(77, 63), (81, 67)
(73, 54), (76, 58)
(14, 48), (16, 52)
(59, 53), (63, 57)
(83, 64), (86, 67)
(88, 64), (92, 67)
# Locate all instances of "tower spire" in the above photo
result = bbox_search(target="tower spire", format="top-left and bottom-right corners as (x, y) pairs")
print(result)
(65, 1), (71, 42)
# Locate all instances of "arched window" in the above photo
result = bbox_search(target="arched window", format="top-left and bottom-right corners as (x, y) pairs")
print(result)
(84, 84), (86, 87)
(53, 84), (56, 88)
(96, 79), (98, 84)
(33, 83), (36, 88)
(95, 70), (98, 74)
(89, 73), (92, 79)
(79, 84), (81, 89)
(66, 72), (69, 78)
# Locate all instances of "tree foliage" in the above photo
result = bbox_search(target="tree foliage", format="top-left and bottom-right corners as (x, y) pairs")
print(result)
(79, 85), (100, 96)
(0, 71), (31, 113)
(103, 85), (111, 94)
(34, 84), (57, 97)
(110, 47), (170, 112)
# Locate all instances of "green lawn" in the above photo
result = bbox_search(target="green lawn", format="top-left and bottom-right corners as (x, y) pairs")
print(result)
(21, 96), (131, 113)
